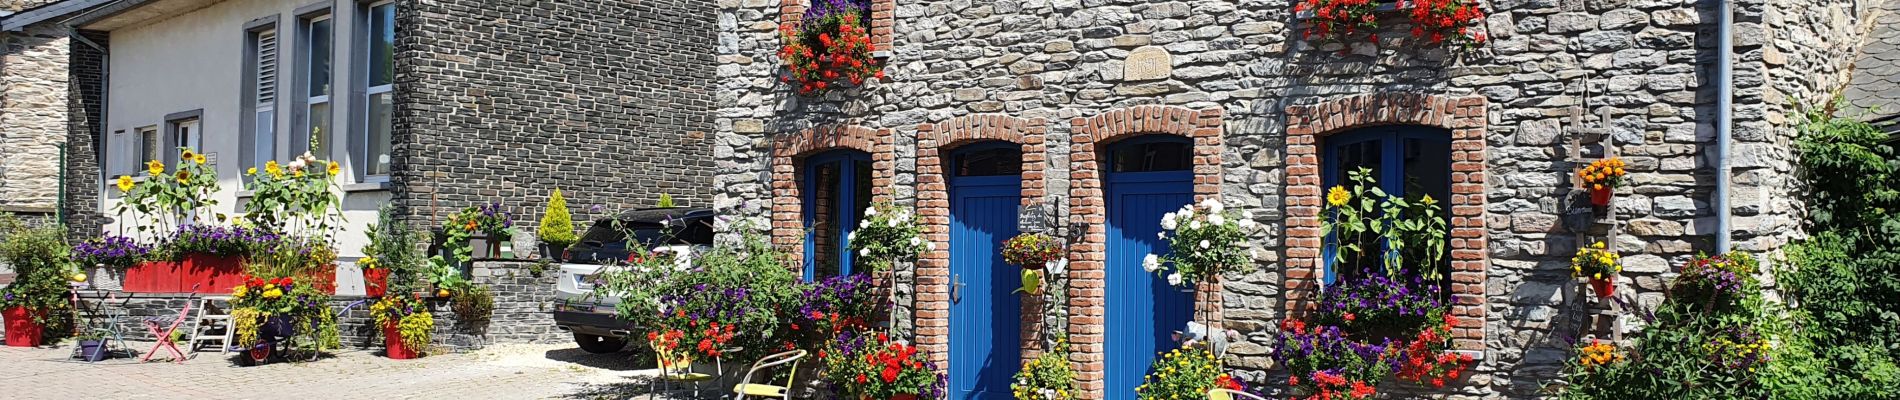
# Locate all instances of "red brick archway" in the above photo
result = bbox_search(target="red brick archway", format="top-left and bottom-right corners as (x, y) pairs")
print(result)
(769, 124), (894, 263)
(1283, 93), (1488, 352)
(1066, 105), (1224, 399)
(911, 114), (1050, 373)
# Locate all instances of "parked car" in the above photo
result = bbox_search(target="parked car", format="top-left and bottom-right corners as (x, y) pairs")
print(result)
(552, 207), (714, 353)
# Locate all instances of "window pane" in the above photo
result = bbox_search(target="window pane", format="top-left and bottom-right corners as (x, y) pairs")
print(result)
(308, 18), (331, 97)
(954, 146), (1022, 176)
(369, 4), (394, 87)
(367, 92), (393, 175)
(1328, 138), (1383, 283)
(1111, 141), (1191, 172)
(1402, 138), (1451, 206)
(811, 161), (842, 278)
(255, 109), (275, 167)
(140, 130), (159, 166)
(308, 101), (331, 154)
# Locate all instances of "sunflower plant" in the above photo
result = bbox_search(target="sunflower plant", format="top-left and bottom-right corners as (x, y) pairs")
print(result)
(1320, 167), (1449, 281)
(1571, 242), (1621, 281)
(114, 147), (222, 238)
(243, 152), (344, 242)
(1147, 198), (1259, 287)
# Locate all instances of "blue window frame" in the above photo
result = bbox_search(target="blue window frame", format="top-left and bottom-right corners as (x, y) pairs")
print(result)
(1320, 126), (1452, 285)
(803, 150), (873, 280)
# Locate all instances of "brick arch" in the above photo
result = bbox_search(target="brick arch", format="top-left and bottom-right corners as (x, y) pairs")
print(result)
(1066, 105), (1223, 398)
(1283, 93), (1489, 353)
(911, 114), (1050, 370)
(769, 124), (894, 262)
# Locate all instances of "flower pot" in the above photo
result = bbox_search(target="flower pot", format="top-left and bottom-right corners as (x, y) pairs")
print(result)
(364, 268), (391, 298)
(382, 323), (421, 359)
(540, 243), (568, 262)
(78, 339), (109, 362)
(261, 316), (298, 339)
(1590, 276), (1616, 298)
(1020, 261), (1046, 270)
(469, 236), (502, 260)
(1590, 187), (1614, 208)
(3, 306), (45, 347)
(89, 265), (125, 291)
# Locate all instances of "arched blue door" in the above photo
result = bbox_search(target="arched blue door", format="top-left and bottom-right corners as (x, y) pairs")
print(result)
(948, 142), (1024, 399)
(1103, 136), (1196, 399)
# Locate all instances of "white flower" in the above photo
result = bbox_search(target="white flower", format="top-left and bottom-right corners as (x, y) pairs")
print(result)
(1142, 254), (1161, 272)
(860, 248), (870, 256)
(847, 232), (857, 241)
(1207, 214), (1225, 226)
(1179, 205), (1195, 216)
(1202, 198), (1224, 213)
(1158, 232), (1167, 240)
(926, 241), (937, 251)
(1166, 273), (1183, 286)
(888, 218), (900, 227)
(1190, 220), (1203, 230)
(1199, 240), (1211, 249)
(860, 219), (871, 228)
(865, 207), (878, 216)
(1160, 214), (1178, 231)
(897, 212), (911, 223)
(908, 237), (921, 246)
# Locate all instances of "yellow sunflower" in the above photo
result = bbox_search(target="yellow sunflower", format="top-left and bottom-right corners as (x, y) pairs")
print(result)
(180, 149), (197, 163)
(192, 152), (207, 165)
(175, 169), (192, 184)
(327, 161), (341, 176)
(146, 160), (165, 176)
(265, 160), (283, 177)
(247, 167), (258, 176)
(1327, 186), (1351, 207)
(116, 175), (134, 193)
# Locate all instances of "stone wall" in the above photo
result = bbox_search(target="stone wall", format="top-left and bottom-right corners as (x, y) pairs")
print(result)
(391, 0), (718, 229)
(1, 23), (71, 213)
(713, 0), (1864, 397)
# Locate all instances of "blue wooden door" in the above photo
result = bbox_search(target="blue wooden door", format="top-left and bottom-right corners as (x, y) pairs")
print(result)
(1103, 138), (1195, 399)
(949, 144), (1024, 399)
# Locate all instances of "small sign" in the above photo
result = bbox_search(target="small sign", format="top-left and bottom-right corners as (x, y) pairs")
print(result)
(1018, 204), (1050, 233)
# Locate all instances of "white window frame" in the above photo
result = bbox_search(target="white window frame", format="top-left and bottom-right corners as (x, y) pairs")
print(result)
(248, 27), (280, 182)
(302, 13), (333, 158)
(358, 0), (395, 183)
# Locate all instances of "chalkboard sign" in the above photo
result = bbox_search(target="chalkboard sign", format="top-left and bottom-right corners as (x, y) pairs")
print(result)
(1018, 204), (1050, 233)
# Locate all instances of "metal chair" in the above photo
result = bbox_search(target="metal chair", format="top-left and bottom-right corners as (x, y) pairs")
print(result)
(649, 344), (724, 399)
(1208, 388), (1269, 400)
(68, 284), (131, 362)
(140, 287), (200, 364)
(731, 350), (806, 400)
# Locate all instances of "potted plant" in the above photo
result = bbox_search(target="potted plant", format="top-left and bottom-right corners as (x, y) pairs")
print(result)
(1, 219), (74, 347)
(74, 331), (110, 362)
(1134, 344), (1248, 399)
(825, 330), (944, 400)
(1579, 157), (1627, 208)
(778, 0), (884, 95)
(1011, 338), (1076, 399)
(228, 274), (337, 364)
(371, 295), (432, 359)
(1572, 241), (1622, 298)
(448, 202), (512, 260)
(537, 188), (578, 262)
(71, 235), (149, 291)
(1003, 233), (1063, 296)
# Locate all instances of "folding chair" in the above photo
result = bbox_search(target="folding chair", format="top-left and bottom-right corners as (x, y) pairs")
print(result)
(648, 343), (727, 399)
(140, 289), (200, 364)
(731, 350), (806, 400)
(1208, 388), (1269, 400)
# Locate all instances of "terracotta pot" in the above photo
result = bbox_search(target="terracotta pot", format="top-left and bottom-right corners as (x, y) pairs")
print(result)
(1590, 276), (1616, 298)
(364, 268), (391, 298)
(383, 323), (422, 359)
(3, 306), (44, 347)
(1590, 187), (1614, 207)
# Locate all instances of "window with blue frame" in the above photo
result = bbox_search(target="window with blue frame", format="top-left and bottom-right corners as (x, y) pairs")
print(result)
(804, 150), (874, 280)
(1321, 126), (1452, 285)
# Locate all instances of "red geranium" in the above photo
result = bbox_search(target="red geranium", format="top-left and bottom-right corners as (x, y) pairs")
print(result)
(779, 1), (882, 96)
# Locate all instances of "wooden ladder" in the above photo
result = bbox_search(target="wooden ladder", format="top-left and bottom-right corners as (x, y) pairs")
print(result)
(187, 296), (234, 355)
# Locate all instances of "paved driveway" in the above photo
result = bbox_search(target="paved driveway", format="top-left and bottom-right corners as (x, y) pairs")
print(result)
(0, 342), (693, 399)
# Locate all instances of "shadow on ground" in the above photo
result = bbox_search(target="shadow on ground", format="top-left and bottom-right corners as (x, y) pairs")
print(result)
(545, 346), (652, 370)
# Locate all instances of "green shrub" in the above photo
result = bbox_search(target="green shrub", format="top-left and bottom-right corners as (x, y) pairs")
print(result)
(538, 189), (578, 249)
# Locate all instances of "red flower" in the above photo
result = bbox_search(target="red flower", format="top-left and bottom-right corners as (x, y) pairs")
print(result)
(1343, 312), (1356, 322)
(855, 373), (868, 384)
(881, 365), (899, 383)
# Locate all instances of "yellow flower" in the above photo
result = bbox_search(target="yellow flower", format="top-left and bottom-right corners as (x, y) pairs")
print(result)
(1327, 186), (1351, 207)
(294, 169), (306, 177)
(263, 289), (283, 299)
(247, 167), (258, 176)
(327, 161), (341, 176)
(146, 160), (164, 176)
(175, 170), (192, 184)
(265, 160), (283, 177)
(233, 285), (249, 298)
(116, 175), (135, 192)
(192, 153), (207, 165)
(1592, 241), (1606, 249)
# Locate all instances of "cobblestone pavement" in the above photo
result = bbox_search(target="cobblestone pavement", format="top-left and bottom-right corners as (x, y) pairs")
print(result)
(0, 341), (709, 399)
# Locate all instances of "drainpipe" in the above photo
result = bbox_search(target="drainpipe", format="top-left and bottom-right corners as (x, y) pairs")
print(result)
(1714, 0), (1734, 253)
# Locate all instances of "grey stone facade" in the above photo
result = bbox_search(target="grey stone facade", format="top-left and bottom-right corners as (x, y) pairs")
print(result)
(713, 0), (1874, 397)
(392, 0), (718, 228)
(1, 20), (69, 213)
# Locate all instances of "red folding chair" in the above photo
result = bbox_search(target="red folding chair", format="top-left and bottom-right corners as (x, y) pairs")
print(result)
(141, 285), (200, 364)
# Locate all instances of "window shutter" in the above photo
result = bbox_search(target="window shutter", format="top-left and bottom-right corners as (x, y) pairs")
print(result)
(256, 30), (278, 106)
(106, 130), (129, 178)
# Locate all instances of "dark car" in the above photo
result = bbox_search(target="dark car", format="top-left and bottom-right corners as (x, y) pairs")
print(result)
(552, 207), (714, 353)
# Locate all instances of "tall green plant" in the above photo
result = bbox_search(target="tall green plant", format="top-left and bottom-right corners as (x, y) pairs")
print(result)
(364, 206), (429, 295)
(1320, 168), (1449, 280)
(243, 153), (344, 240)
(0, 215), (75, 324)
(538, 189), (578, 249)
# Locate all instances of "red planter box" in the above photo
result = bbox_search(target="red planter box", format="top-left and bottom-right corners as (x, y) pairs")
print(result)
(124, 256), (336, 295)
(383, 323), (421, 359)
(364, 268), (390, 298)
(186, 254), (246, 293)
(3, 306), (43, 347)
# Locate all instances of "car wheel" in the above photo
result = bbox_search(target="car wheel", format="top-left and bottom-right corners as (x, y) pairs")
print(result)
(573, 332), (627, 354)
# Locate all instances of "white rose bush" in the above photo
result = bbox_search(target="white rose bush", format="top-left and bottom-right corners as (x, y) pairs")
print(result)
(848, 201), (929, 272)
(1146, 198), (1260, 287)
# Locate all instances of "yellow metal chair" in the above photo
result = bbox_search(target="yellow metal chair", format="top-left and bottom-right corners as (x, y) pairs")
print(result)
(1208, 388), (1269, 400)
(649, 343), (723, 399)
(731, 349), (806, 399)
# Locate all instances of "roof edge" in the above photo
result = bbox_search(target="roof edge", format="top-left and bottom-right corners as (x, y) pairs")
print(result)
(0, 0), (116, 32)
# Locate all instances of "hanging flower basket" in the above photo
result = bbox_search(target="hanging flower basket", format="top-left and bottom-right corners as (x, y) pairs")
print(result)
(1589, 276), (1616, 298)
(1590, 186), (1614, 207)
(1580, 158), (1626, 210)
(779, 0), (883, 95)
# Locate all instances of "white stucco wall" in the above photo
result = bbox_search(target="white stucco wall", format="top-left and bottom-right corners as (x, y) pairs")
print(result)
(99, 0), (384, 295)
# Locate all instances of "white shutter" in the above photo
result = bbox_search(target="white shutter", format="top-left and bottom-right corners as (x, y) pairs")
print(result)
(106, 130), (129, 178)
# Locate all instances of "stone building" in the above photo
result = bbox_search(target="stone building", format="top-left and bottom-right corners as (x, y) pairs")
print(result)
(1, 0), (716, 288)
(712, 0), (1878, 398)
